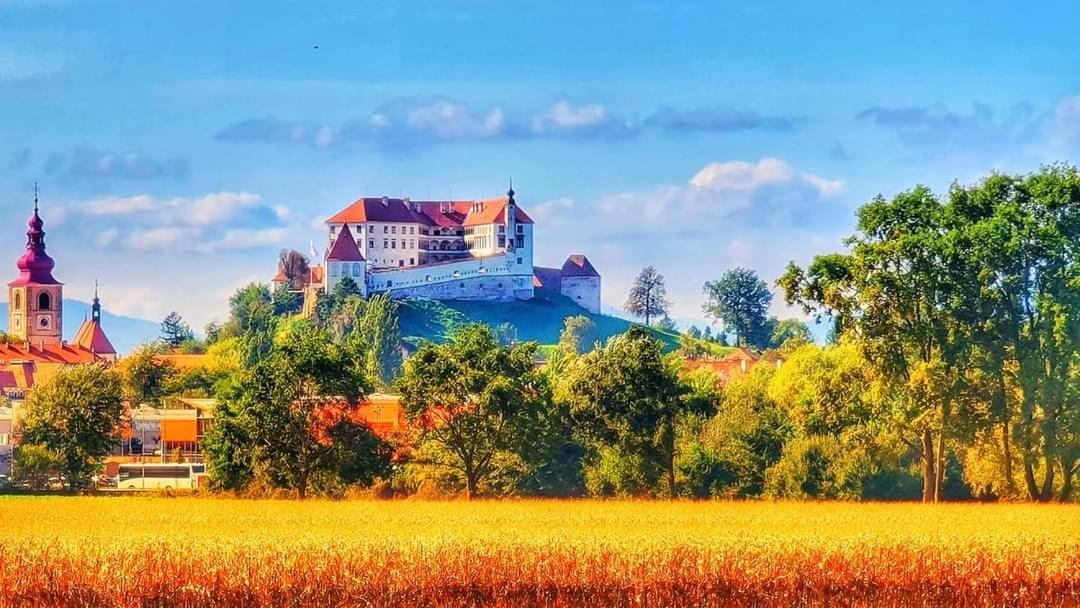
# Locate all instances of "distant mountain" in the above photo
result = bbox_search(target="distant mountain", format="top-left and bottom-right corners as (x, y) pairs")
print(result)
(0, 299), (160, 355)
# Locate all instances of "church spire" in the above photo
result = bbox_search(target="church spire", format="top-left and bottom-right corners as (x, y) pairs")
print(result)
(92, 280), (101, 322)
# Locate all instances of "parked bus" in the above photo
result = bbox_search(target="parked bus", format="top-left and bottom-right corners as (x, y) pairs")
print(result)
(116, 463), (206, 490)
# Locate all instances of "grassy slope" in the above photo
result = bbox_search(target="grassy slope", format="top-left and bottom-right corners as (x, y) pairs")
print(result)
(398, 289), (681, 350)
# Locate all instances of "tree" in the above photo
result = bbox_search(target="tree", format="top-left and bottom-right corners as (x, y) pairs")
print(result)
(770, 318), (813, 349)
(118, 343), (178, 405)
(278, 249), (310, 291)
(12, 444), (61, 491)
(353, 294), (403, 389)
(703, 268), (773, 349)
(21, 364), (123, 491)
(562, 326), (691, 497)
(397, 324), (549, 499)
(272, 284), (301, 316)
(206, 319), (389, 498)
(624, 266), (670, 326)
(558, 315), (598, 356)
(657, 315), (679, 332)
(160, 311), (194, 348)
(779, 186), (972, 503)
(494, 322), (518, 346)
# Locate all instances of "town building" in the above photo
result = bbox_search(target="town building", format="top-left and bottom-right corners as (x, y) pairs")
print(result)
(0, 196), (118, 399)
(273, 185), (602, 313)
(0, 195), (119, 478)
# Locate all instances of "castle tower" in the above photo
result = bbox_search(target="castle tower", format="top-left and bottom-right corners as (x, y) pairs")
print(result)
(505, 181), (517, 253)
(8, 189), (63, 345)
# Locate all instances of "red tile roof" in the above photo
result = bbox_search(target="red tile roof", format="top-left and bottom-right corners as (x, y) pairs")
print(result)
(462, 198), (534, 227)
(326, 224), (365, 262)
(0, 341), (99, 365)
(327, 197), (533, 229)
(71, 318), (117, 355)
(561, 255), (600, 278)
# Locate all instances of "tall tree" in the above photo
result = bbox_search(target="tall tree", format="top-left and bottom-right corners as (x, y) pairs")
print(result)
(703, 268), (773, 349)
(355, 294), (404, 389)
(624, 266), (670, 326)
(206, 319), (388, 498)
(160, 311), (194, 348)
(397, 324), (548, 499)
(21, 364), (124, 491)
(562, 326), (689, 497)
(780, 186), (974, 502)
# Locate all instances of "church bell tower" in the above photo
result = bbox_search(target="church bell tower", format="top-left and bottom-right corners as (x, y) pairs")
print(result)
(8, 188), (63, 346)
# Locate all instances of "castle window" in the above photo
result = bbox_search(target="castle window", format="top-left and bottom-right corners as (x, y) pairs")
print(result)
(410, 226), (415, 235)
(352, 263), (361, 277)
(383, 226), (388, 233)
(330, 264), (339, 277)
(383, 240), (388, 249)
(391, 226), (397, 234)
(516, 225), (524, 234)
(38, 292), (51, 310)
(391, 240), (397, 249)
(369, 240), (375, 249)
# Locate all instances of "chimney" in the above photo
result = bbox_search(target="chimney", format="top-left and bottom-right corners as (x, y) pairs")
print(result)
(740, 358), (748, 373)
(381, 196), (389, 207)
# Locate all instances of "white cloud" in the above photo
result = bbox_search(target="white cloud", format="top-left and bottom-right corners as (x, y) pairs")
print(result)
(536, 158), (850, 321)
(66, 191), (295, 254)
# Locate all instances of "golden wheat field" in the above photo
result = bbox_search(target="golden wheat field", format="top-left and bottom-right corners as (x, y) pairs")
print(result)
(0, 497), (1078, 608)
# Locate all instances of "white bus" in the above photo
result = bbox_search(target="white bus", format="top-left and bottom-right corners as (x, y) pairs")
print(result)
(116, 463), (206, 490)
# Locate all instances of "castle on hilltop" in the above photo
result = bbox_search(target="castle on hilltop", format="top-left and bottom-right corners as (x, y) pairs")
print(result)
(274, 186), (602, 314)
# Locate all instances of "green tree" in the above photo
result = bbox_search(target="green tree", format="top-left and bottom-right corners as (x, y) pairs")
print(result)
(21, 364), (124, 491)
(206, 319), (387, 498)
(770, 318), (813, 349)
(558, 315), (598, 356)
(397, 324), (549, 499)
(562, 326), (690, 497)
(703, 267), (773, 349)
(272, 284), (301, 316)
(119, 343), (177, 405)
(780, 186), (973, 502)
(12, 444), (61, 491)
(355, 294), (404, 389)
(160, 311), (194, 348)
(624, 266), (670, 326)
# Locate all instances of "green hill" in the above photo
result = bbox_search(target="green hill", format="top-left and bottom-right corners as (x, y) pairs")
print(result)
(398, 290), (680, 350)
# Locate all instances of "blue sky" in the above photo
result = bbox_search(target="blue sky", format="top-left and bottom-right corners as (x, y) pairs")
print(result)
(2, 0), (1079, 330)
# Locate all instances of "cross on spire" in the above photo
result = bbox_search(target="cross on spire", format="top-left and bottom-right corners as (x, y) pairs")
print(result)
(33, 182), (39, 212)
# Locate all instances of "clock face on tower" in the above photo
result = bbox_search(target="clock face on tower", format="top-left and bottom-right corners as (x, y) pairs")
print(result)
(37, 315), (51, 330)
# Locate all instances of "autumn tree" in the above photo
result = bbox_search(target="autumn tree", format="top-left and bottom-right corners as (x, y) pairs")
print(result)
(397, 324), (548, 499)
(21, 364), (124, 491)
(278, 249), (310, 291)
(703, 267), (773, 349)
(624, 266), (670, 326)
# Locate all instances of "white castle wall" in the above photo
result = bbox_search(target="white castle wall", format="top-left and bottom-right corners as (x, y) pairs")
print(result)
(367, 253), (534, 301)
(560, 276), (601, 314)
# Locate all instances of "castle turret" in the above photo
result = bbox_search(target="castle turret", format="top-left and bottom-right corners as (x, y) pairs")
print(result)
(505, 182), (517, 253)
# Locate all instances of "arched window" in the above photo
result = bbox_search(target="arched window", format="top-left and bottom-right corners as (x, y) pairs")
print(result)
(352, 263), (361, 277)
(13, 292), (21, 311)
(38, 292), (51, 310)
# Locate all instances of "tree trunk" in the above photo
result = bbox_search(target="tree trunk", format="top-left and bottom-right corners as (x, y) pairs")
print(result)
(934, 428), (946, 503)
(465, 470), (478, 500)
(921, 428), (936, 503)
(1059, 458), (1075, 503)
(1001, 420), (1016, 496)
(297, 469), (308, 500)
(1038, 417), (1057, 502)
